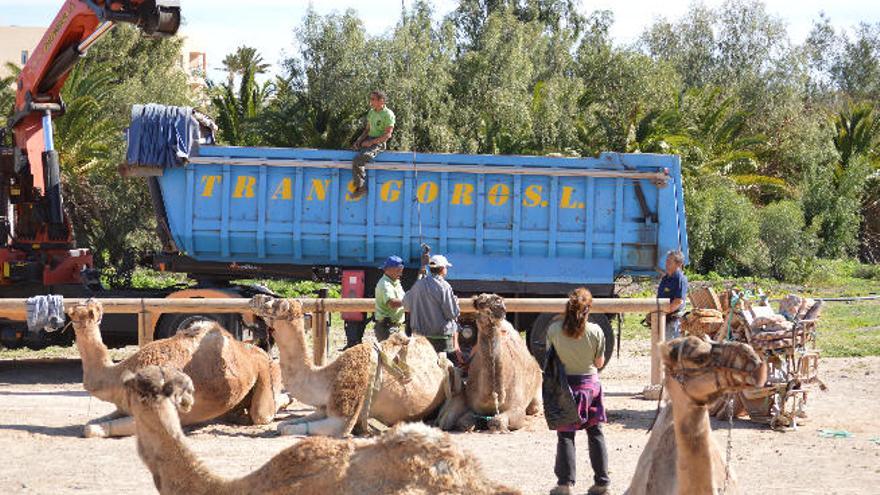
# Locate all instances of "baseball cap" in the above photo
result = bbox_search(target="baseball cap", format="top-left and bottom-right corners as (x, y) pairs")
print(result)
(381, 255), (404, 269)
(428, 254), (452, 268)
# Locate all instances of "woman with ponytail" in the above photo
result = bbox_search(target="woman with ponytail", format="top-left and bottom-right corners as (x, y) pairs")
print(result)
(545, 287), (609, 495)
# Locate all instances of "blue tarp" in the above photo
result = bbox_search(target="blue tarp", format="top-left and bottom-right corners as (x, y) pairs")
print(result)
(126, 104), (197, 168)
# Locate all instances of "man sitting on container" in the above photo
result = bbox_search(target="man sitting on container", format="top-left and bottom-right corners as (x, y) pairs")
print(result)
(350, 90), (395, 199)
(657, 250), (688, 340)
(403, 254), (461, 358)
(374, 255), (406, 341)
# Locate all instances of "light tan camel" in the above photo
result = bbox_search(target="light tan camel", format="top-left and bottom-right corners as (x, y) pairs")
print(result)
(625, 336), (767, 495)
(249, 295), (452, 437)
(68, 300), (287, 438)
(437, 294), (542, 432)
(124, 365), (519, 495)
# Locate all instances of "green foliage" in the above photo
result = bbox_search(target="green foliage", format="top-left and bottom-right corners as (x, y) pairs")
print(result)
(758, 200), (818, 282)
(53, 26), (193, 284)
(685, 178), (768, 276)
(236, 279), (341, 298)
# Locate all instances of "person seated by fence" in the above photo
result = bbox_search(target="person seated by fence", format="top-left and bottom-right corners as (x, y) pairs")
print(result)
(350, 90), (395, 199)
(402, 254), (461, 359)
(545, 287), (610, 495)
(657, 249), (688, 340)
(374, 255), (405, 341)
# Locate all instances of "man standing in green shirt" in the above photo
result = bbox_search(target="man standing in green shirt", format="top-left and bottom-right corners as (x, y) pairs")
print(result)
(374, 255), (406, 341)
(351, 90), (395, 199)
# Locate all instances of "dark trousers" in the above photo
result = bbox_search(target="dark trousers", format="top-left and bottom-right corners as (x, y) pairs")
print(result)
(352, 142), (385, 189)
(554, 425), (610, 487)
(424, 335), (453, 353)
(374, 319), (401, 341)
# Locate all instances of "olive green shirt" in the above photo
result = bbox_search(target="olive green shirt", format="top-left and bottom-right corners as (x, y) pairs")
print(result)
(375, 274), (405, 324)
(546, 319), (605, 375)
(367, 106), (395, 138)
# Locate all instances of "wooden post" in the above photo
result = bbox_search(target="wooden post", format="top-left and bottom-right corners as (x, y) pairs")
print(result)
(649, 311), (666, 386)
(313, 310), (327, 366)
(137, 310), (151, 347)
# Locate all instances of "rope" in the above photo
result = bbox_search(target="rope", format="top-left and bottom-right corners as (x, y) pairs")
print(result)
(400, 0), (426, 276)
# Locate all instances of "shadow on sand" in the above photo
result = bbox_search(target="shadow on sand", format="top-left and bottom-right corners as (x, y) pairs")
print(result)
(0, 423), (85, 438)
(0, 359), (83, 385)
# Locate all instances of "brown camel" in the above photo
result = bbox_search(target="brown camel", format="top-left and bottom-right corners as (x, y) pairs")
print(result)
(437, 294), (542, 432)
(124, 365), (519, 495)
(625, 336), (767, 495)
(68, 300), (287, 438)
(249, 295), (453, 437)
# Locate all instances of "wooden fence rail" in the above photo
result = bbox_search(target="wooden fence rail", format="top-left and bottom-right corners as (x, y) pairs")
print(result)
(0, 297), (670, 386)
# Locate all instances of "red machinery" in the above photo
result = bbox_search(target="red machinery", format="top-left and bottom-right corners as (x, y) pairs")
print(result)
(1, 1), (180, 287)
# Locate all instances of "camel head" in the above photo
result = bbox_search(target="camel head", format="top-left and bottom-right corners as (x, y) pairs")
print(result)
(66, 299), (103, 336)
(249, 295), (304, 321)
(123, 366), (195, 419)
(660, 336), (766, 406)
(472, 293), (506, 329)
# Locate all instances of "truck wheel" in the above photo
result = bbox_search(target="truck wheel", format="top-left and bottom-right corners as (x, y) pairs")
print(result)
(528, 313), (615, 370)
(155, 313), (239, 340)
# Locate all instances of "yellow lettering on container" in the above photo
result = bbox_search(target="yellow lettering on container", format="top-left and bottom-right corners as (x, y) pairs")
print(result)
(345, 180), (363, 202)
(306, 179), (331, 201)
(272, 178), (292, 200)
(522, 185), (546, 207)
(381, 180), (403, 202)
(200, 175), (222, 197)
(451, 183), (474, 205)
(487, 183), (510, 206)
(417, 181), (438, 204)
(232, 176), (256, 198)
(559, 186), (585, 209)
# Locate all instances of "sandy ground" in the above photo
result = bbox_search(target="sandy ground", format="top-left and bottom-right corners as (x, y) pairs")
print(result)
(0, 340), (878, 495)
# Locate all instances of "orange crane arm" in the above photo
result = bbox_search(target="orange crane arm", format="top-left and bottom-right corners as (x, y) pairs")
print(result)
(8, 0), (180, 222)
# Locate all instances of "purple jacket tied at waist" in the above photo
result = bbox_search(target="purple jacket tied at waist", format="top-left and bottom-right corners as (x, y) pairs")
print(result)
(556, 374), (606, 432)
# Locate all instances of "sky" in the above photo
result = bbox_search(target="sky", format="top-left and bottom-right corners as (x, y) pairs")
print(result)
(1, 0), (878, 79)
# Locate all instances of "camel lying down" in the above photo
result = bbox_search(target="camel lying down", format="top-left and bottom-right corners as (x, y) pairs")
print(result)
(67, 300), (288, 438)
(124, 365), (520, 495)
(249, 295), (453, 437)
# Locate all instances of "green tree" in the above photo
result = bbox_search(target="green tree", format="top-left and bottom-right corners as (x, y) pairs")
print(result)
(56, 25), (193, 282)
(221, 45), (271, 85)
(210, 60), (274, 146)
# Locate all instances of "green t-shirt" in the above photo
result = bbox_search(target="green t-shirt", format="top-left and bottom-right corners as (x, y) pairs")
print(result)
(375, 274), (405, 324)
(367, 106), (395, 138)
(546, 318), (605, 375)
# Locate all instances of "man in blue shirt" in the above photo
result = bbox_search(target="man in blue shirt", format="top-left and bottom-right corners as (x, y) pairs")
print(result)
(657, 250), (688, 340)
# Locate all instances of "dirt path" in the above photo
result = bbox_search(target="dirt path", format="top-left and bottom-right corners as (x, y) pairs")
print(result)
(0, 340), (878, 494)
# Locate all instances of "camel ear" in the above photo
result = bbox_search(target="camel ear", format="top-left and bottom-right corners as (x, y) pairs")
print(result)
(121, 370), (136, 387)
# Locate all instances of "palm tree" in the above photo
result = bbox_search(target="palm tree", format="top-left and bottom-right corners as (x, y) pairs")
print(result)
(211, 62), (274, 145)
(833, 101), (880, 171)
(221, 46), (271, 85)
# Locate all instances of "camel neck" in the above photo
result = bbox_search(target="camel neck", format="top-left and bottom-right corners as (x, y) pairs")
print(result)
(477, 318), (506, 406)
(136, 412), (233, 495)
(273, 318), (318, 377)
(73, 323), (120, 396)
(670, 397), (717, 495)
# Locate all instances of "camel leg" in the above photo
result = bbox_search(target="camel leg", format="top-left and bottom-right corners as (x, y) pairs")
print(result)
(284, 408), (328, 425)
(526, 388), (542, 415)
(277, 415), (347, 437)
(491, 407), (527, 432)
(436, 394), (470, 431)
(248, 365), (281, 425)
(83, 416), (135, 438)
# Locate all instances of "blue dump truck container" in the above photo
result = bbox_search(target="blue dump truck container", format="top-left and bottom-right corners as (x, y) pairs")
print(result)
(146, 145), (688, 359)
